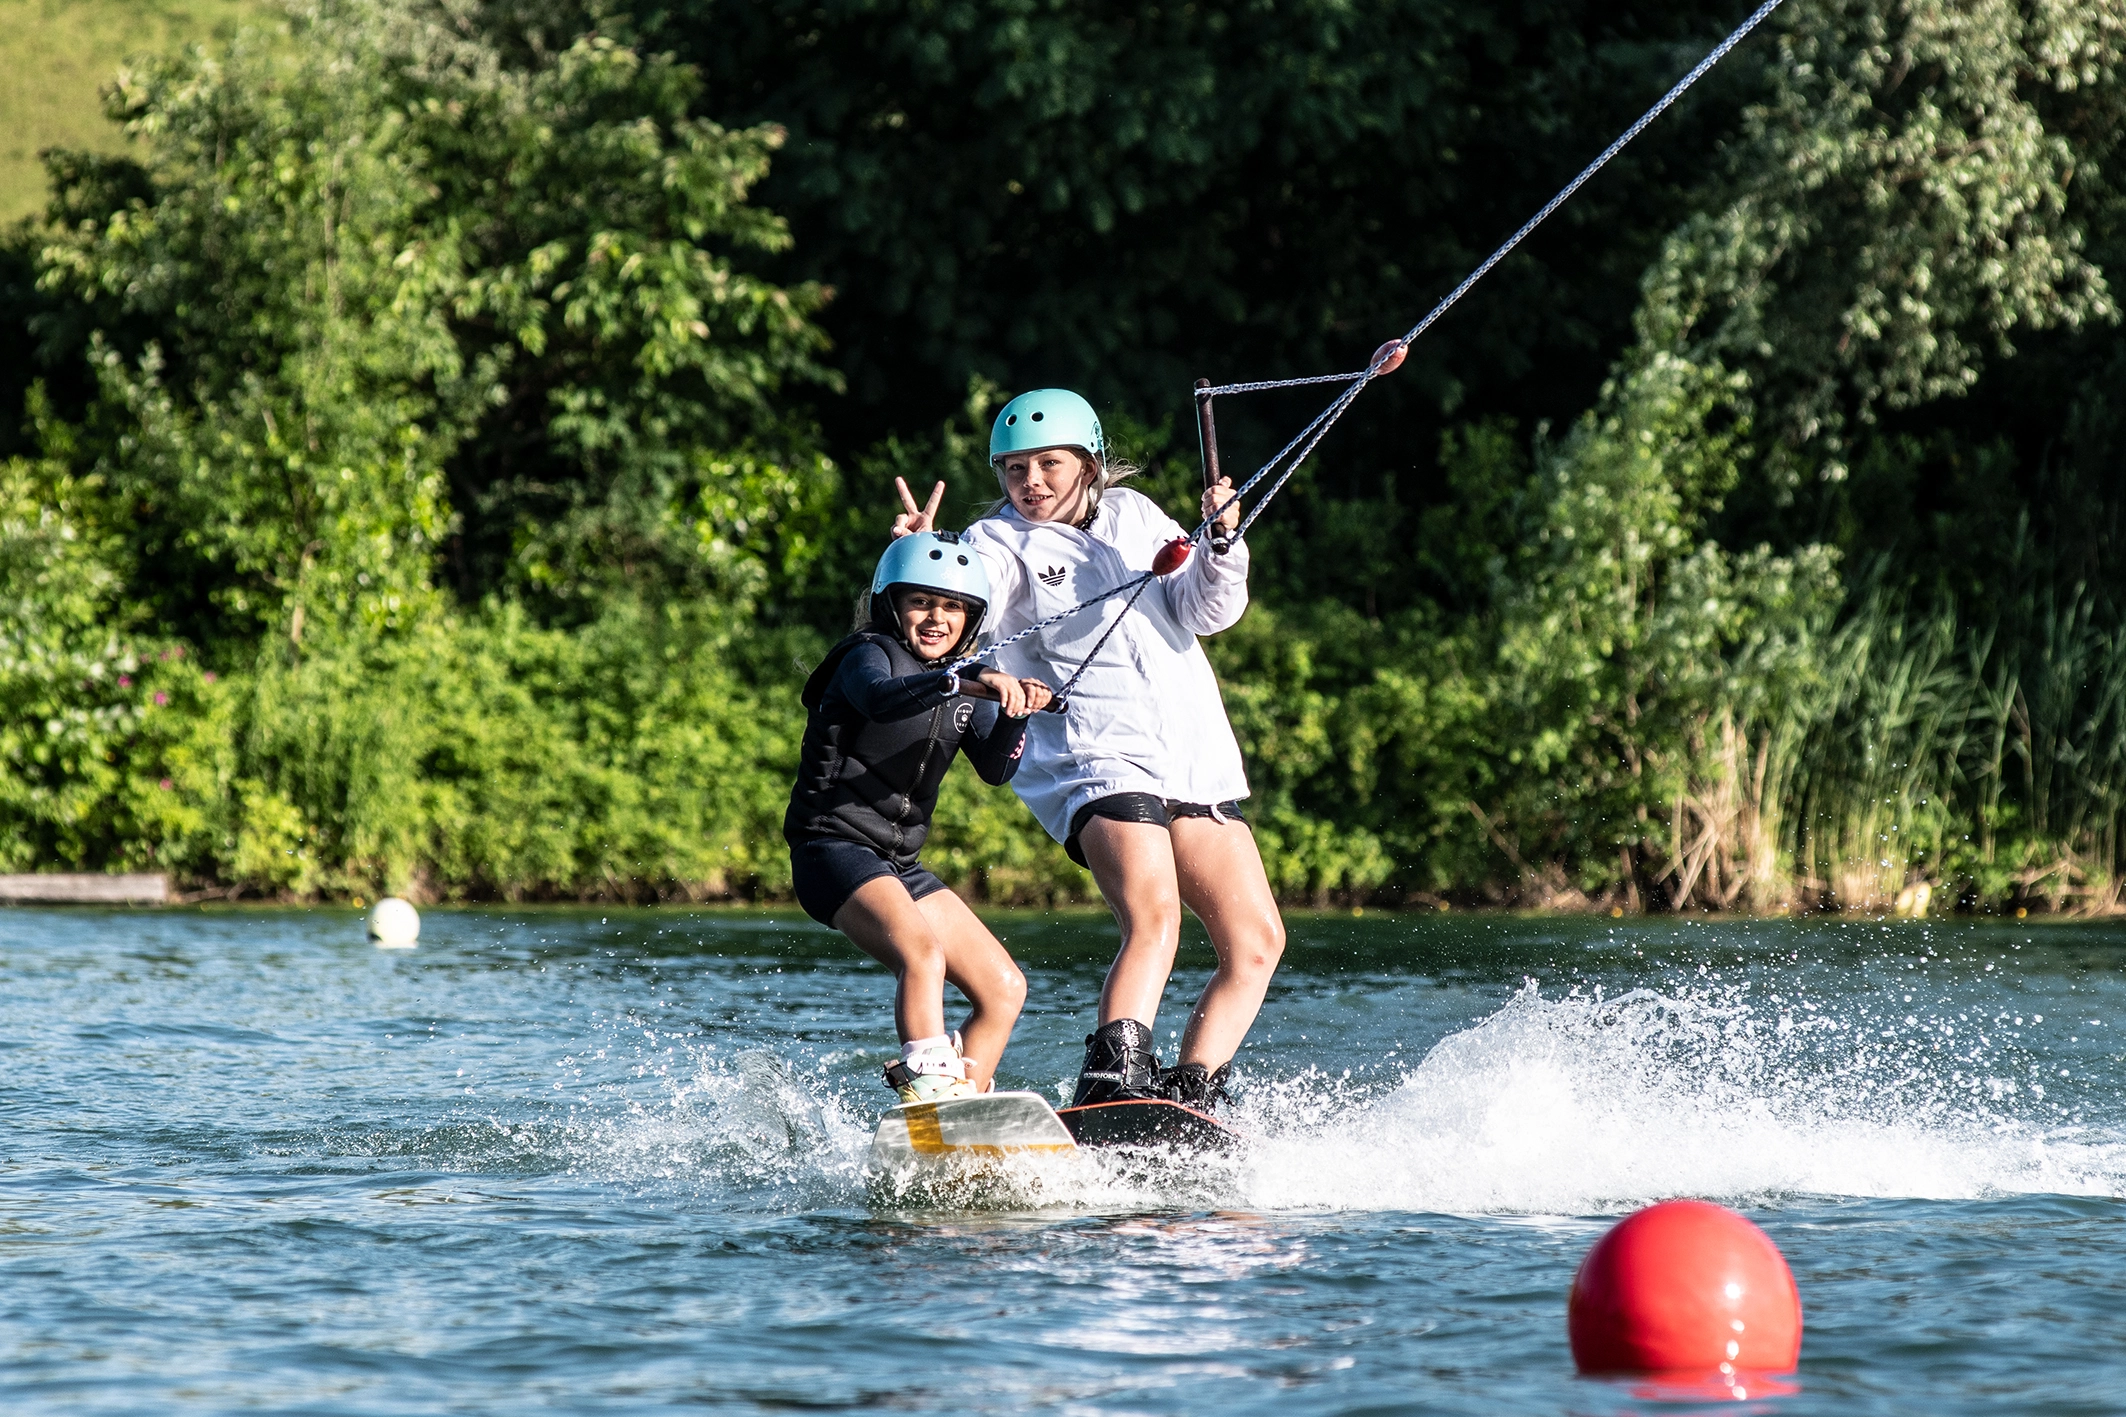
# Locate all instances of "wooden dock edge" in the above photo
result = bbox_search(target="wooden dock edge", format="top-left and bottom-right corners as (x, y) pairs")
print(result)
(0, 874), (171, 905)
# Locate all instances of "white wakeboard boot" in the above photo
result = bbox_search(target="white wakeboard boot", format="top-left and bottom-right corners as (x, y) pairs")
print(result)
(882, 1034), (978, 1104)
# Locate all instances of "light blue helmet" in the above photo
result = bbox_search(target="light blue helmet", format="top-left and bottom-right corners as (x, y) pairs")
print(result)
(989, 389), (1104, 466)
(869, 531), (990, 659)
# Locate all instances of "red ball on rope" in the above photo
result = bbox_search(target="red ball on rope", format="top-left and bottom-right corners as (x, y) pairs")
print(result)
(1152, 537), (1193, 576)
(1369, 340), (1408, 376)
(1568, 1200), (1801, 1380)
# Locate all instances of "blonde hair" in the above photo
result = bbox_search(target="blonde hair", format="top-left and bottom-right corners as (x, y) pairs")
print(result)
(987, 448), (1139, 527)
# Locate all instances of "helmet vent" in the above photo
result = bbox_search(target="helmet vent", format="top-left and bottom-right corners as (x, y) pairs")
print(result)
(1030, 411), (1044, 421)
(957, 555), (968, 564)
(928, 549), (943, 559)
(1005, 414), (1018, 425)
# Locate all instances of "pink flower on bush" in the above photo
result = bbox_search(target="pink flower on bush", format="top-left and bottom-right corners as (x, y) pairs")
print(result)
(159, 778), (173, 791)
(153, 692), (168, 706)
(118, 675), (132, 688)
(203, 672), (217, 683)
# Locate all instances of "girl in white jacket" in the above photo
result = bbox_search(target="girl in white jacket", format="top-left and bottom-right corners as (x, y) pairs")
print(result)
(890, 389), (1286, 1112)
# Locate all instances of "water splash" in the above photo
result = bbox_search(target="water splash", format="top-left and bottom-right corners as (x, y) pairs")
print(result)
(425, 969), (2126, 1218)
(1235, 980), (2126, 1214)
(555, 1047), (876, 1202)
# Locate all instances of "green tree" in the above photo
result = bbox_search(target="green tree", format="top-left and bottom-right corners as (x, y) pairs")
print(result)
(0, 427), (234, 875)
(1, 0), (850, 897)
(32, 0), (837, 649)
(1637, 0), (2123, 476)
(8, 0), (2126, 908)
(670, 0), (1769, 492)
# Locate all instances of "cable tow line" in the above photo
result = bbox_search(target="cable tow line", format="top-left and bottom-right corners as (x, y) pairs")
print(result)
(953, 0), (1789, 709)
(1192, 0), (1789, 546)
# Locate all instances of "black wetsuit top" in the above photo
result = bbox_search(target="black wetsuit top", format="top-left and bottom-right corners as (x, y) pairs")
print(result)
(783, 631), (1028, 867)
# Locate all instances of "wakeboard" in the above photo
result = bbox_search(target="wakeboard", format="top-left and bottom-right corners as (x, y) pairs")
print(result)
(869, 1090), (1078, 1167)
(1057, 1098), (1243, 1152)
(868, 1090), (1243, 1167)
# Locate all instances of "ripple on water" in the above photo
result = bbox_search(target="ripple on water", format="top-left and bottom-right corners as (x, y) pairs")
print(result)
(3, 908), (2125, 1415)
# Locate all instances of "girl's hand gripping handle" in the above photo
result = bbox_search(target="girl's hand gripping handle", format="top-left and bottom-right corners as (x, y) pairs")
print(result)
(958, 671), (1067, 716)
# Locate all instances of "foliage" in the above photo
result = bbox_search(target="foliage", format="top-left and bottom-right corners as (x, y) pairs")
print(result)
(1207, 353), (1845, 906)
(669, 0), (1769, 492)
(0, 443), (807, 895)
(4, 0), (2126, 913)
(209, 600), (801, 900)
(0, 0), (841, 897)
(30, 0), (835, 652)
(1637, 0), (2123, 476)
(0, 442), (234, 873)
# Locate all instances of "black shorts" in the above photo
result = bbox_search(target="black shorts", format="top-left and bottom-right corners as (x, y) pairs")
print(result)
(1063, 792), (1249, 868)
(788, 833), (948, 927)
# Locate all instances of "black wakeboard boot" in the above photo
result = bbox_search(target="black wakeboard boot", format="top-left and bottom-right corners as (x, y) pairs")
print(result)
(1159, 1061), (1233, 1112)
(1069, 1019), (1164, 1107)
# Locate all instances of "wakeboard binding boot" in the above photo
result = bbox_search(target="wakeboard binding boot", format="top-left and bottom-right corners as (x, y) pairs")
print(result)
(1069, 1018), (1164, 1107)
(882, 1033), (979, 1105)
(1159, 1061), (1232, 1112)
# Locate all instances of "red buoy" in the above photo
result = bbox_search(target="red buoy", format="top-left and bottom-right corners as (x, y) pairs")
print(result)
(1152, 536), (1193, 575)
(1568, 1200), (1801, 1379)
(1369, 339), (1407, 376)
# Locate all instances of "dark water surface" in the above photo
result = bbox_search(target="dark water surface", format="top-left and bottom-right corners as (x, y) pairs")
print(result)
(3, 906), (2123, 1414)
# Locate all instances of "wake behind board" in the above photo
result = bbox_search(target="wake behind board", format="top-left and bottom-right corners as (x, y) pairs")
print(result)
(1057, 1099), (1242, 1152)
(870, 1090), (1078, 1168)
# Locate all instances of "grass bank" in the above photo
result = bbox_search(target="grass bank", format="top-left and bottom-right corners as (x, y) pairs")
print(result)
(0, 0), (269, 222)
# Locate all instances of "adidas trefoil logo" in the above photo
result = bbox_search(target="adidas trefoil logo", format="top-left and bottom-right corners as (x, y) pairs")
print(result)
(1038, 565), (1066, 588)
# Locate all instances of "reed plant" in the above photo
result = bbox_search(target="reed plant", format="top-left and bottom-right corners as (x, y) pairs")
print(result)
(1992, 590), (2126, 910)
(1672, 588), (2126, 914)
(1775, 596), (1972, 908)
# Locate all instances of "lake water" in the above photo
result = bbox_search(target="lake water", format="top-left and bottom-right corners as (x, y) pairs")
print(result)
(2, 905), (2122, 1414)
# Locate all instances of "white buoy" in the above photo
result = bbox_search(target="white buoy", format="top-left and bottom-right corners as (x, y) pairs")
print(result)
(368, 896), (421, 948)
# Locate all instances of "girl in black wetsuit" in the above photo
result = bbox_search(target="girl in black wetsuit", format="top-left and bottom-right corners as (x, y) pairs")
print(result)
(784, 532), (1054, 1103)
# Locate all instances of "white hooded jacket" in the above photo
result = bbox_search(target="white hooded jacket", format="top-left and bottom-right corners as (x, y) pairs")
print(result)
(961, 487), (1251, 843)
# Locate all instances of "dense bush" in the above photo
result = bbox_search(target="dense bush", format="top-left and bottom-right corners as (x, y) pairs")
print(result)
(3, 0), (2124, 910)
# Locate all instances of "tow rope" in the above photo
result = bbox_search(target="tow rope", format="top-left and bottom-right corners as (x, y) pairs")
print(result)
(957, 0), (1789, 708)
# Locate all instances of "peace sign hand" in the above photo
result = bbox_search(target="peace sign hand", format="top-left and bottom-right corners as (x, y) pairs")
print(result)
(892, 478), (946, 538)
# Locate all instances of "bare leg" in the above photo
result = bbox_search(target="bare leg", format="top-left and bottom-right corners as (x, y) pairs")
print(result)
(916, 888), (1027, 1091)
(832, 876), (948, 1040)
(831, 877), (1026, 1092)
(1078, 817), (1184, 1030)
(1170, 816), (1287, 1069)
